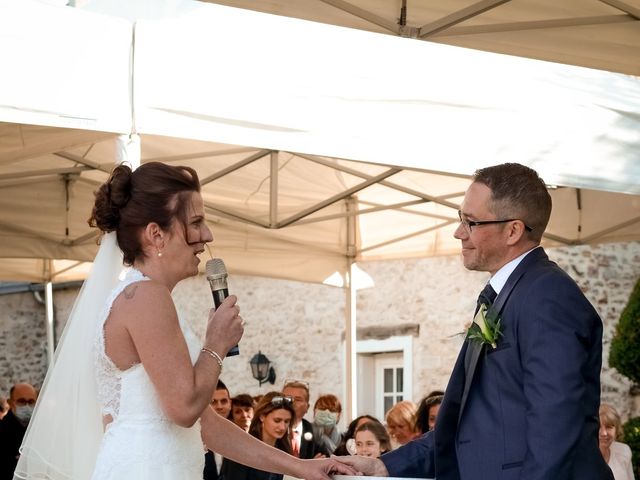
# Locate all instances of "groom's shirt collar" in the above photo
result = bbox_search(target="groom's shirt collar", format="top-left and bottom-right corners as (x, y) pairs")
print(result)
(489, 246), (541, 295)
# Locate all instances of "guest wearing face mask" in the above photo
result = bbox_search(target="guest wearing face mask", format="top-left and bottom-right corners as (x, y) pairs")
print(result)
(311, 394), (342, 457)
(0, 382), (37, 480)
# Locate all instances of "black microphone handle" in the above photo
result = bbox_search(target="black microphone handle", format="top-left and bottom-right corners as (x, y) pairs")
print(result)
(211, 287), (240, 356)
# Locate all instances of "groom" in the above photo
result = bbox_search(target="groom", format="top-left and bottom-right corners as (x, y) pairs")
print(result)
(339, 163), (613, 479)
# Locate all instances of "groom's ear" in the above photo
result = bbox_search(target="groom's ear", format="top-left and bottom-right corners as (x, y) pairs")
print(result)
(505, 220), (527, 246)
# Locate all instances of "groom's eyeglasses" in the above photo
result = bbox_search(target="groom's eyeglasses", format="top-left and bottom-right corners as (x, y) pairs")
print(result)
(458, 210), (533, 234)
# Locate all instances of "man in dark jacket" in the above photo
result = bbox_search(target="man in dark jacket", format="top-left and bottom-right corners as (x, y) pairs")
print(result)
(283, 380), (317, 459)
(0, 383), (37, 480)
(337, 163), (614, 480)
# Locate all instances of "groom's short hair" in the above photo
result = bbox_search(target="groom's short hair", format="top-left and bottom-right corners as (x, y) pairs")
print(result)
(473, 163), (551, 243)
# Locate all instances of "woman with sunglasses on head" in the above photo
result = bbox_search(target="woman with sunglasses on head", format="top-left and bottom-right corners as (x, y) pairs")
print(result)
(223, 392), (296, 480)
(15, 163), (355, 480)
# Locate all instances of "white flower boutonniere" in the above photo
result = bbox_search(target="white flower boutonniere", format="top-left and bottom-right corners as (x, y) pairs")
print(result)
(466, 303), (503, 349)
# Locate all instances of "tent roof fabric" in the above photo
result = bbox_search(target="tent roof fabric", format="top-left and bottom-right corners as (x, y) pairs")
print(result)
(1, 0), (640, 283)
(205, 0), (640, 76)
(2, 133), (640, 283)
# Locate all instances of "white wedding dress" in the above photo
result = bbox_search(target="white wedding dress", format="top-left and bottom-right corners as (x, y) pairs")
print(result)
(91, 268), (205, 479)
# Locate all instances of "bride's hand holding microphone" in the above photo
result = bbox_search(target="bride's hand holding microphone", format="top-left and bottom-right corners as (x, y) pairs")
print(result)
(204, 295), (244, 358)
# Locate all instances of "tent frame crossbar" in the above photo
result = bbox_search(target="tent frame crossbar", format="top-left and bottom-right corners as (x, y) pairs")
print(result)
(314, 0), (639, 41)
(278, 167), (402, 227)
(418, 0), (511, 37)
(431, 15), (634, 37)
(297, 152), (461, 210)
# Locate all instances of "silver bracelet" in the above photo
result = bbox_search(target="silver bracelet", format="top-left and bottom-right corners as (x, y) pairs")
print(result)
(201, 347), (223, 370)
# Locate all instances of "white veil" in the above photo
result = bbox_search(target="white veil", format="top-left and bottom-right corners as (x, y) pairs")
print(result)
(14, 232), (123, 480)
(14, 135), (137, 479)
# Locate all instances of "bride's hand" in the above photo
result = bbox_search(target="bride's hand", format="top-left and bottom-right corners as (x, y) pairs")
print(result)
(293, 457), (359, 480)
(204, 294), (243, 356)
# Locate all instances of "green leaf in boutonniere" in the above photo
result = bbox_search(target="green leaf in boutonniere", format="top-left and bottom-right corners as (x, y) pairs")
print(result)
(466, 303), (503, 349)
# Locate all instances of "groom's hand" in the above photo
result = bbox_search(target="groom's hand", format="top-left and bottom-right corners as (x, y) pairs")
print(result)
(332, 455), (389, 477)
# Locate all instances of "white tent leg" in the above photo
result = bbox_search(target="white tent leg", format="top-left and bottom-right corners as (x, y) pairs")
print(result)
(45, 281), (54, 365)
(344, 196), (358, 422)
(345, 262), (357, 422)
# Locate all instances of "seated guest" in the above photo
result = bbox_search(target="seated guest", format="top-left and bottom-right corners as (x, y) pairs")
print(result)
(599, 404), (635, 480)
(311, 394), (342, 457)
(223, 392), (295, 480)
(385, 400), (420, 448)
(231, 394), (256, 432)
(414, 392), (444, 434)
(354, 421), (391, 458)
(0, 382), (37, 480)
(333, 414), (379, 456)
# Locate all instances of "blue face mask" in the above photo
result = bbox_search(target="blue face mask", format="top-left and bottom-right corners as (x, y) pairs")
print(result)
(314, 409), (338, 427)
(14, 405), (34, 425)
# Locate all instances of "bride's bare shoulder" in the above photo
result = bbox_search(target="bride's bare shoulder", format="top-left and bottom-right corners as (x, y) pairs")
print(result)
(112, 280), (174, 317)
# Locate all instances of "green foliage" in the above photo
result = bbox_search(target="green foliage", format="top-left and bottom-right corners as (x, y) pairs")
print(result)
(623, 416), (640, 478)
(610, 278), (640, 385)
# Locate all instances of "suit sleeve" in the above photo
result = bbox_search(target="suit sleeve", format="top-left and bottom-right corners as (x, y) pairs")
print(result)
(380, 431), (435, 478)
(518, 271), (601, 479)
(222, 458), (251, 480)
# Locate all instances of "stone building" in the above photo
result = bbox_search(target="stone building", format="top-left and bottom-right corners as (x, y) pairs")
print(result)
(1, 241), (639, 425)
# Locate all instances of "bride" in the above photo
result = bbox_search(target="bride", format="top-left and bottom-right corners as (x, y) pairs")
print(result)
(14, 162), (355, 480)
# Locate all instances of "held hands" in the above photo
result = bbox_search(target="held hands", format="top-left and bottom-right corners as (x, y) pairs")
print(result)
(204, 294), (244, 357)
(295, 457), (360, 480)
(332, 455), (389, 477)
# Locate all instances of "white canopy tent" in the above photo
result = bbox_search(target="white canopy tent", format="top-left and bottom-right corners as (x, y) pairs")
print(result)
(2, 0), (639, 282)
(2, 0), (640, 417)
(206, 0), (640, 76)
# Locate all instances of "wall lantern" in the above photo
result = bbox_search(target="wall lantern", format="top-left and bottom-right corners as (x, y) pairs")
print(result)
(249, 351), (276, 386)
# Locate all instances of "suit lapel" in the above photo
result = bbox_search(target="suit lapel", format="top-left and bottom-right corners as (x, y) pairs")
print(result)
(457, 247), (547, 422)
(459, 340), (482, 423)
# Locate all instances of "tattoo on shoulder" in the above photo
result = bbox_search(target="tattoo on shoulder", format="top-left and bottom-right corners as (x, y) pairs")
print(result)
(124, 285), (138, 300)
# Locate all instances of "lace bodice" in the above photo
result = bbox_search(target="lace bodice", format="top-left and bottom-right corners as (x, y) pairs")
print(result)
(94, 268), (201, 420)
(91, 268), (205, 479)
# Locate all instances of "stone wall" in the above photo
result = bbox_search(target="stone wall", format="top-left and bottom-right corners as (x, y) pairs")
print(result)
(0, 286), (77, 392)
(1, 241), (639, 424)
(357, 241), (640, 422)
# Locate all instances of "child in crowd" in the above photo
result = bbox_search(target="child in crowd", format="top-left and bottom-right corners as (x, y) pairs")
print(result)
(354, 421), (391, 458)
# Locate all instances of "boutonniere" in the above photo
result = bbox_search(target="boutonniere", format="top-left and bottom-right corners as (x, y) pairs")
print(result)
(466, 303), (503, 349)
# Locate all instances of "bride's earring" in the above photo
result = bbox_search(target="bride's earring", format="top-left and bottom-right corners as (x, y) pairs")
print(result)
(157, 249), (163, 258)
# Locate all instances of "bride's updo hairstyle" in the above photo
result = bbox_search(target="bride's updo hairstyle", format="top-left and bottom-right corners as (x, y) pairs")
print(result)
(89, 161), (201, 265)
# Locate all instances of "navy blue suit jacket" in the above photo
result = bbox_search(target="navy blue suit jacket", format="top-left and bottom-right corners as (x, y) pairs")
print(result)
(382, 248), (613, 480)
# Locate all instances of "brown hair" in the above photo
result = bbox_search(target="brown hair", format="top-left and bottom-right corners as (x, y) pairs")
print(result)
(355, 420), (392, 454)
(415, 393), (444, 433)
(88, 162), (201, 265)
(473, 163), (551, 243)
(232, 394), (256, 409)
(249, 391), (295, 454)
(314, 394), (342, 414)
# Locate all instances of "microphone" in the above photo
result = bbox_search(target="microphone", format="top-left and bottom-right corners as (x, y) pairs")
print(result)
(206, 258), (239, 356)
